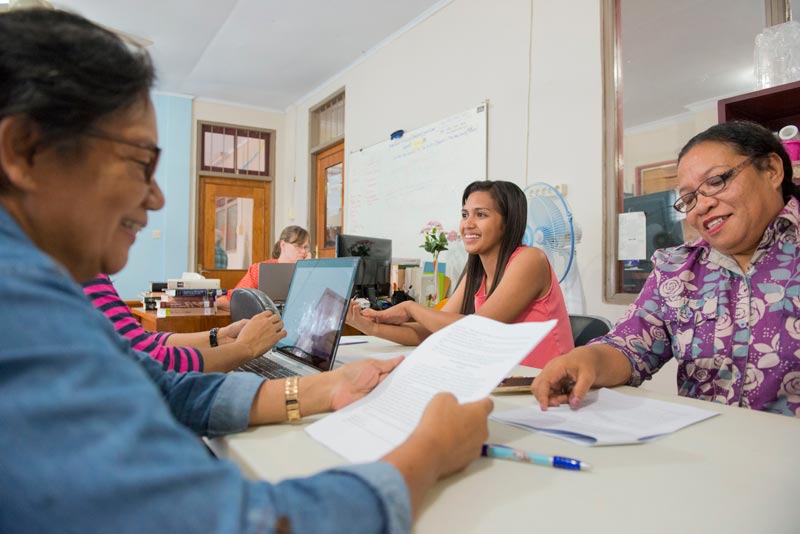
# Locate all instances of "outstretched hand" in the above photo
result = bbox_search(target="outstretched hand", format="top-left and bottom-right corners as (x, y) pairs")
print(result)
(361, 301), (412, 325)
(530, 353), (596, 410)
(327, 356), (404, 410)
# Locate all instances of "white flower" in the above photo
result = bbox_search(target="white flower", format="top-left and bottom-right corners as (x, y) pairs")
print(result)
(778, 371), (800, 403)
(715, 313), (733, 338)
(749, 298), (766, 326)
(787, 317), (800, 342)
(743, 363), (764, 391)
(659, 278), (685, 300)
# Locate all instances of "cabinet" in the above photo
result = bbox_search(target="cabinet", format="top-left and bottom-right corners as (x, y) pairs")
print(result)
(718, 80), (800, 181)
(718, 79), (800, 130)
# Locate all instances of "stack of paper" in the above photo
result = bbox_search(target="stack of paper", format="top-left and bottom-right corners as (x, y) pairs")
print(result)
(491, 388), (718, 446)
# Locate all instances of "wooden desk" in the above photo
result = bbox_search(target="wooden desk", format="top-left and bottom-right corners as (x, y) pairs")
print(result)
(210, 337), (800, 533)
(130, 307), (232, 333)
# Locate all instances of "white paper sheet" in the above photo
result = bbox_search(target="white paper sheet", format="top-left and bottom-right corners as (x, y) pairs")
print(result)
(491, 388), (718, 446)
(618, 211), (647, 260)
(306, 315), (556, 462)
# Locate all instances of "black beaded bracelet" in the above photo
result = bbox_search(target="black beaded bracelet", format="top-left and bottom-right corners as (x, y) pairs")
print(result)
(209, 327), (219, 348)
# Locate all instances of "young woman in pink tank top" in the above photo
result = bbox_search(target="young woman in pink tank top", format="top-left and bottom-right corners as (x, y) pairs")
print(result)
(346, 180), (574, 368)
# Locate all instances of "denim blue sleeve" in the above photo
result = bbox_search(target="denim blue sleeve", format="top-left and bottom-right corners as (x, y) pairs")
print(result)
(132, 350), (265, 437)
(0, 235), (410, 534)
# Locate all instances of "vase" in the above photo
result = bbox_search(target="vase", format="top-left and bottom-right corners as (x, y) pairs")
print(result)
(432, 253), (440, 305)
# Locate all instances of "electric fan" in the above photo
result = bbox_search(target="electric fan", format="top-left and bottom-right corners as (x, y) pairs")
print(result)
(523, 182), (586, 313)
(523, 182), (576, 282)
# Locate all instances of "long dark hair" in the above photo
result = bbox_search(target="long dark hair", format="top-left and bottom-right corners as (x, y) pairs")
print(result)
(678, 120), (799, 203)
(0, 8), (155, 191)
(459, 180), (527, 315)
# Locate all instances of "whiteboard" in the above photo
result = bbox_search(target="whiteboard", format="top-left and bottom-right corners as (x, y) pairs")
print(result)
(345, 103), (487, 268)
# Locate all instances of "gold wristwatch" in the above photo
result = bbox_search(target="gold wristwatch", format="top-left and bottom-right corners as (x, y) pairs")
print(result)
(285, 376), (301, 422)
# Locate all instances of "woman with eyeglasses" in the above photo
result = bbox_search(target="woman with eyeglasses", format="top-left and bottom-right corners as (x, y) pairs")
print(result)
(532, 121), (800, 417)
(0, 9), (492, 532)
(216, 225), (310, 310)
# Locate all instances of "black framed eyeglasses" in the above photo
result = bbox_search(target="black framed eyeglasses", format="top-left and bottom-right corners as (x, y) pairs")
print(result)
(672, 157), (753, 214)
(83, 129), (161, 183)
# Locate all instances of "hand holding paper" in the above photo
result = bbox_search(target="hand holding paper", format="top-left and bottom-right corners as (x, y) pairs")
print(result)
(306, 315), (556, 462)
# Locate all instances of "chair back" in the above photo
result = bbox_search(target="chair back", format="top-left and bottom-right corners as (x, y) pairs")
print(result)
(568, 314), (613, 347)
(229, 288), (279, 322)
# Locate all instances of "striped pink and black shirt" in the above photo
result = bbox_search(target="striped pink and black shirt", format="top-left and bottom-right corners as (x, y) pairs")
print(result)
(82, 274), (204, 372)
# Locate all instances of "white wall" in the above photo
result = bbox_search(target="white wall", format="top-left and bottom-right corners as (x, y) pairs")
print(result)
(280, 0), (628, 322)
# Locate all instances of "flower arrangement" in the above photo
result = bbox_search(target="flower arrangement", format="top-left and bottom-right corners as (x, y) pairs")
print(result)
(419, 221), (458, 260)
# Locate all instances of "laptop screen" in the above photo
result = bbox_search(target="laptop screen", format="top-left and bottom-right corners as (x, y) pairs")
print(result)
(274, 257), (360, 371)
(257, 262), (296, 303)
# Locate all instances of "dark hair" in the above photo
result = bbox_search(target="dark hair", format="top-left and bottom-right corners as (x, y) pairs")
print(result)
(272, 225), (310, 258)
(0, 8), (155, 190)
(459, 180), (527, 315)
(678, 121), (799, 203)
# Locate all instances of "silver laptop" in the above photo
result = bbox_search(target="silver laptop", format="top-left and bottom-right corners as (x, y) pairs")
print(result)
(258, 262), (296, 304)
(238, 257), (360, 379)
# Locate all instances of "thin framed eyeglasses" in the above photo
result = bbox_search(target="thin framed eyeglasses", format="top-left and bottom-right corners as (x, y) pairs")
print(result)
(672, 157), (753, 214)
(83, 129), (161, 183)
(293, 242), (312, 255)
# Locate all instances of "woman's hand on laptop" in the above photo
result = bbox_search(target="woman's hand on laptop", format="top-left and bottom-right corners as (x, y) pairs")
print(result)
(235, 310), (287, 357)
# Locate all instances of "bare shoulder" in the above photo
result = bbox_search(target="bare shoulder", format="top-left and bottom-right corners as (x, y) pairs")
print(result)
(509, 247), (550, 273)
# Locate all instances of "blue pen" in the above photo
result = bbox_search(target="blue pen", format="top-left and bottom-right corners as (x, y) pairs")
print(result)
(481, 444), (592, 471)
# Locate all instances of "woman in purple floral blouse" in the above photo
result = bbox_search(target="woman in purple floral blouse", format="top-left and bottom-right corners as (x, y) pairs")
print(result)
(533, 121), (800, 417)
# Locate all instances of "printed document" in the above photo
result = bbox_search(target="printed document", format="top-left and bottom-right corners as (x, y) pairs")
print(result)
(492, 388), (718, 446)
(306, 315), (556, 462)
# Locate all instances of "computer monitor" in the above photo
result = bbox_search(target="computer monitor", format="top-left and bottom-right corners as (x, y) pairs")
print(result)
(621, 190), (685, 293)
(335, 234), (392, 307)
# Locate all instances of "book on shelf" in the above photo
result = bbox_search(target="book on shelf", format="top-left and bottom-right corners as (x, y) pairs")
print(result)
(165, 288), (225, 298)
(167, 278), (220, 290)
(158, 300), (215, 309)
(148, 281), (168, 292)
(160, 294), (216, 303)
(156, 307), (216, 317)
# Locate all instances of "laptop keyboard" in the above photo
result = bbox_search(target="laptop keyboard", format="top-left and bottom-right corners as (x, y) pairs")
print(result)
(238, 356), (296, 379)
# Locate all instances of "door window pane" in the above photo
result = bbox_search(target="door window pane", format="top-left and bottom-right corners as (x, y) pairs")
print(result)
(214, 196), (254, 270)
(324, 163), (343, 248)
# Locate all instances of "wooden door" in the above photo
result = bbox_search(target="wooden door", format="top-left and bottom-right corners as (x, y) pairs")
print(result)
(314, 142), (344, 258)
(197, 176), (271, 290)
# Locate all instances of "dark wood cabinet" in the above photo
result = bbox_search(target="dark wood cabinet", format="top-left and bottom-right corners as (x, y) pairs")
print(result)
(718, 80), (800, 130)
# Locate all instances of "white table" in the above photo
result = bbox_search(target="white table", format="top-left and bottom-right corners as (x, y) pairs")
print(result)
(209, 337), (800, 533)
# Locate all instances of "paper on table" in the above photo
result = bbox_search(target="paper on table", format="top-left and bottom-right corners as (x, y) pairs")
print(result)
(491, 388), (718, 446)
(306, 315), (556, 463)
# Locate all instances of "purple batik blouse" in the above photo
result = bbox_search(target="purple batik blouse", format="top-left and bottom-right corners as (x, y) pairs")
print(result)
(594, 196), (800, 417)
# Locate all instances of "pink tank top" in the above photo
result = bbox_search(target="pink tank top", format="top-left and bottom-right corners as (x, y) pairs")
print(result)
(473, 247), (574, 368)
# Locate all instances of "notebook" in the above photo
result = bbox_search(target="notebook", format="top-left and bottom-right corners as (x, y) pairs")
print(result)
(238, 257), (360, 379)
(258, 262), (296, 304)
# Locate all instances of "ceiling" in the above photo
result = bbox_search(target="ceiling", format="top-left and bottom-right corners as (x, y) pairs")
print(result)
(9, 1), (797, 121)
(48, 0), (445, 111)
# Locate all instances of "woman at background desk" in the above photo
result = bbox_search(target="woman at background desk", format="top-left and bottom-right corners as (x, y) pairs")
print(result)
(216, 224), (310, 311)
(83, 274), (283, 372)
(533, 121), (800, 417)
(347, 179), (574, 368)
(0, 9), (491, 532)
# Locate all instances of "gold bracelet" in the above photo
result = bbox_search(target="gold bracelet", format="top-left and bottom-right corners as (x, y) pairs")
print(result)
(285, 376), (301, 422)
